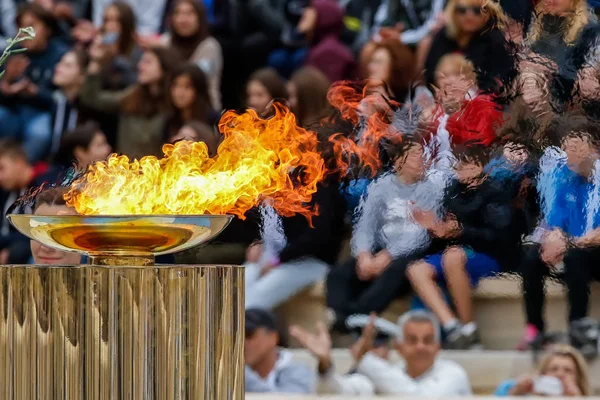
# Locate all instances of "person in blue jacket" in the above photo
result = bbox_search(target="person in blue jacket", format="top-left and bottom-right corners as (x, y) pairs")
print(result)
(521, 114), (600, 358)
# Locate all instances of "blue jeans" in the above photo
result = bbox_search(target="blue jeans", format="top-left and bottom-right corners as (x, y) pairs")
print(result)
(267, 47), (308, 79)
(0, 105), (52, 162)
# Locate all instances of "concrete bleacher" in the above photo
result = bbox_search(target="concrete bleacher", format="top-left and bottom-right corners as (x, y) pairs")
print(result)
(275, 278), (600, 350)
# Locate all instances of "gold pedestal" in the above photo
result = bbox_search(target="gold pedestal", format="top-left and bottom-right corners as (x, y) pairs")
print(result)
(0, 264), (245, 400)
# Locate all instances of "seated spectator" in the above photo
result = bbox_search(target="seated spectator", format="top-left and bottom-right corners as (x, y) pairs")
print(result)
(244, 176), (346, 310)
(245, 308), (315, 394)
(0, 3), (68, 162)
(31, 187), (82, 265)
(267, 0), (310, 79)
(164, 64), (216, 141)
(521, 115), (600, 358)
(80, 45), (180, 159)
(289, 319), (393, 395)
(327, 135), (445, 331)
(246, 67), (288, 115)
(91, 0), (167, 37)
(162, 0), (223, 110)
(352, 310), (472, 395)
(495, 344), (590, 396)
(422, 0), (515, 95)
(0, 140), (51, 264)
(408, 144), (518, 349)
(287, 67), (331, 128)
(170, 121), (220, 156)
(434, 53), (477, 113)
(359, 38), (415, 102)
(51, 122), (112, 181)
(302, 0), (357, 83)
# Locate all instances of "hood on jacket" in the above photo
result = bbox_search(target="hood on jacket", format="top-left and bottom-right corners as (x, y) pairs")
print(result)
(311, 0), (344, 43)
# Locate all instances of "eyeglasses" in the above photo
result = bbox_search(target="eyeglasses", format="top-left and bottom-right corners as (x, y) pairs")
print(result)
(455, 5), (483, 16)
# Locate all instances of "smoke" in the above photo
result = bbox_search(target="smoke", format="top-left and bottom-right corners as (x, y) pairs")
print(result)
(258, 203), (287, 266)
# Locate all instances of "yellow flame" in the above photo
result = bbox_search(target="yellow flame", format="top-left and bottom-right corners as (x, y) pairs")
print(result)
(65, 104), (326, 218)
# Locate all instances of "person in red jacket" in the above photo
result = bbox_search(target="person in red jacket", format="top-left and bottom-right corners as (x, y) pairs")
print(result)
(301, 0), (357, 83)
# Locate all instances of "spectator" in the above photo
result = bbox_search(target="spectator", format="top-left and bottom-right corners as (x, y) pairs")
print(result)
(80, 45), (180, 159)
(164, 64), (215, 141)
(287, 66), (330, 128)
(521, 115), (600, 358)
(495, 344), (590, 396)
(91, 0), (168, 36)
(0, 3), (68, 162)
(373, 0), (446, 46)
(407, 144), (518, 349)
(169, 121), (220, 156)
(162, 0), (223, 110)
(246, 67), (288, 115)
(327, 136), (445, 331)
(303, 0), (357, 83)
(422, 0), (515, 94)
(434, 53), (477, 113)
(289, 319), (393, 395)
(339, 0), (384, 54)
(0, 140), (50, 264)
(30, 187), (82, 265)
(53, 122), (112, 173)
(245, 308), (315, 394)
(352, 310), (472, 395)
(267, 0), (310, 79)
(359, 38), (415, 102)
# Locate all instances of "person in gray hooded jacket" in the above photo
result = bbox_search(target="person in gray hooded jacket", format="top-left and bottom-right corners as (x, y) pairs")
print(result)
(326, 133), (447, 332)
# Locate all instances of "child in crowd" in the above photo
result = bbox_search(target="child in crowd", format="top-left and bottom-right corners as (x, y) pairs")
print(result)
(245, 67), (289, 115)
(407, 143), (518, 349)
(327, 133), (445, 331)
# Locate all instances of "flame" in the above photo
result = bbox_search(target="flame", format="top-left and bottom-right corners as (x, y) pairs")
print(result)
(326, 80), (403, 176)
(65, 103), (326, 218)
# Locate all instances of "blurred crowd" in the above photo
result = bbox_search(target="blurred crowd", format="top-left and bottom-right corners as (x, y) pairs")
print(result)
(4, 0), (600, 396)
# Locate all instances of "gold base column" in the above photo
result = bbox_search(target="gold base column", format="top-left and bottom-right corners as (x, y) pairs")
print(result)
(0, 264), (245, 400)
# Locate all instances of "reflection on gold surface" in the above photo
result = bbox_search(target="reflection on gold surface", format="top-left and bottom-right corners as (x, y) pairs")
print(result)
(0, 264), (245, 400)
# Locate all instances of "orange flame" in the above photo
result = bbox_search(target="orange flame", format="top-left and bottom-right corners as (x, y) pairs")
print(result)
(326, 80), (402, 176)
(65, 103), (326, 218)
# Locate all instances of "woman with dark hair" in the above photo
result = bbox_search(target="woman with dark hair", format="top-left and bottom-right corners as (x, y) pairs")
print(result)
(170, 121), (221, 157)
(0, 3), (68, 162)
(54, 122), (112, 170)
(164, 63), (216, 140)
(287, 67), (331, 128)
(80, 45), (181, 159)
(163, 0), (224, 110)
(360, 38), (416, 102)
(246, 67), (289, 114)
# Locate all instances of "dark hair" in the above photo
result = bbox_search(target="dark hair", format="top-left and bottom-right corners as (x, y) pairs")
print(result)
(0, 139), (28, 161)
(365, 38), (415, 101)
(248, 68), (288, 104)
(66, 49), (90, 74)
(166, 63), (212, 137)
(34, 187), (68, 211)
(169, 0), (210, 60)
(546, 114), (600, 148)
(290, 67), (331, 128)
(16, 3), (58, 37)
(103, 1), (137, 56)
(55, 122), (103, 166)
(121, 47), (182, 116)
(175, 121), (220, 156)
(452, 143), (492, 166)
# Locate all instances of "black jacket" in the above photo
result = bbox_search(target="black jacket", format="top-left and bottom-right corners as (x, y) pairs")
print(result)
(278, 180), (346, 265)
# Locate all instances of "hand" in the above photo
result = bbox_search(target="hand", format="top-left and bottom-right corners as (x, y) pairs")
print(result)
(246, 242), (263, 263)
(356, 252), (375, 281)
(350, 313), (376, 362)
(289, 322), (332, 373)
(0, 249), (9, 265)
(561, 376), (582, 396)
(53, 2), (74, 19)
(0, 79), (30, 96)
(88, 36), (107, 62)
(3, 55), (29, 81)
(412, 208), (439, 231)
(432, 218), (460, 239)
(378, 23), (404, 40)
(509, 375), (534, 396)
(372, 250), (392, 272)
(430, 13), (446, 34)
(72, 20), (98, 44)
(541, 229), (567, 266)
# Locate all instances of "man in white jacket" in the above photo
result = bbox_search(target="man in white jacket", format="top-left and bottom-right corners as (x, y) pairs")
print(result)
(354, 310), (472, 396)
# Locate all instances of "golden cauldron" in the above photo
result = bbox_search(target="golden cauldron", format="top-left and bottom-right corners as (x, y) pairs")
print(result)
(0, 214), (244, 400)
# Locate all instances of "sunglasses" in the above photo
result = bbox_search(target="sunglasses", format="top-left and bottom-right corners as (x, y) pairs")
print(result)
(455, 5), (483, 15)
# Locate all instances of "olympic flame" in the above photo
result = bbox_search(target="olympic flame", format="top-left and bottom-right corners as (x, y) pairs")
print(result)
(65, 103), (326, 218)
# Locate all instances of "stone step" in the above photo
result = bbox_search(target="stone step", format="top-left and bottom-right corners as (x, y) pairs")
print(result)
(275, 278), (600, 350)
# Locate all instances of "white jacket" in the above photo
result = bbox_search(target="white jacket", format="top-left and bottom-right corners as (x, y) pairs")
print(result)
(356, 354), (472, 396)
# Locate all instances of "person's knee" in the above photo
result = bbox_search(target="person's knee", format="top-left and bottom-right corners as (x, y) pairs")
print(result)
(441, 246), (467, 271)
(406, 260), (434, 280)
